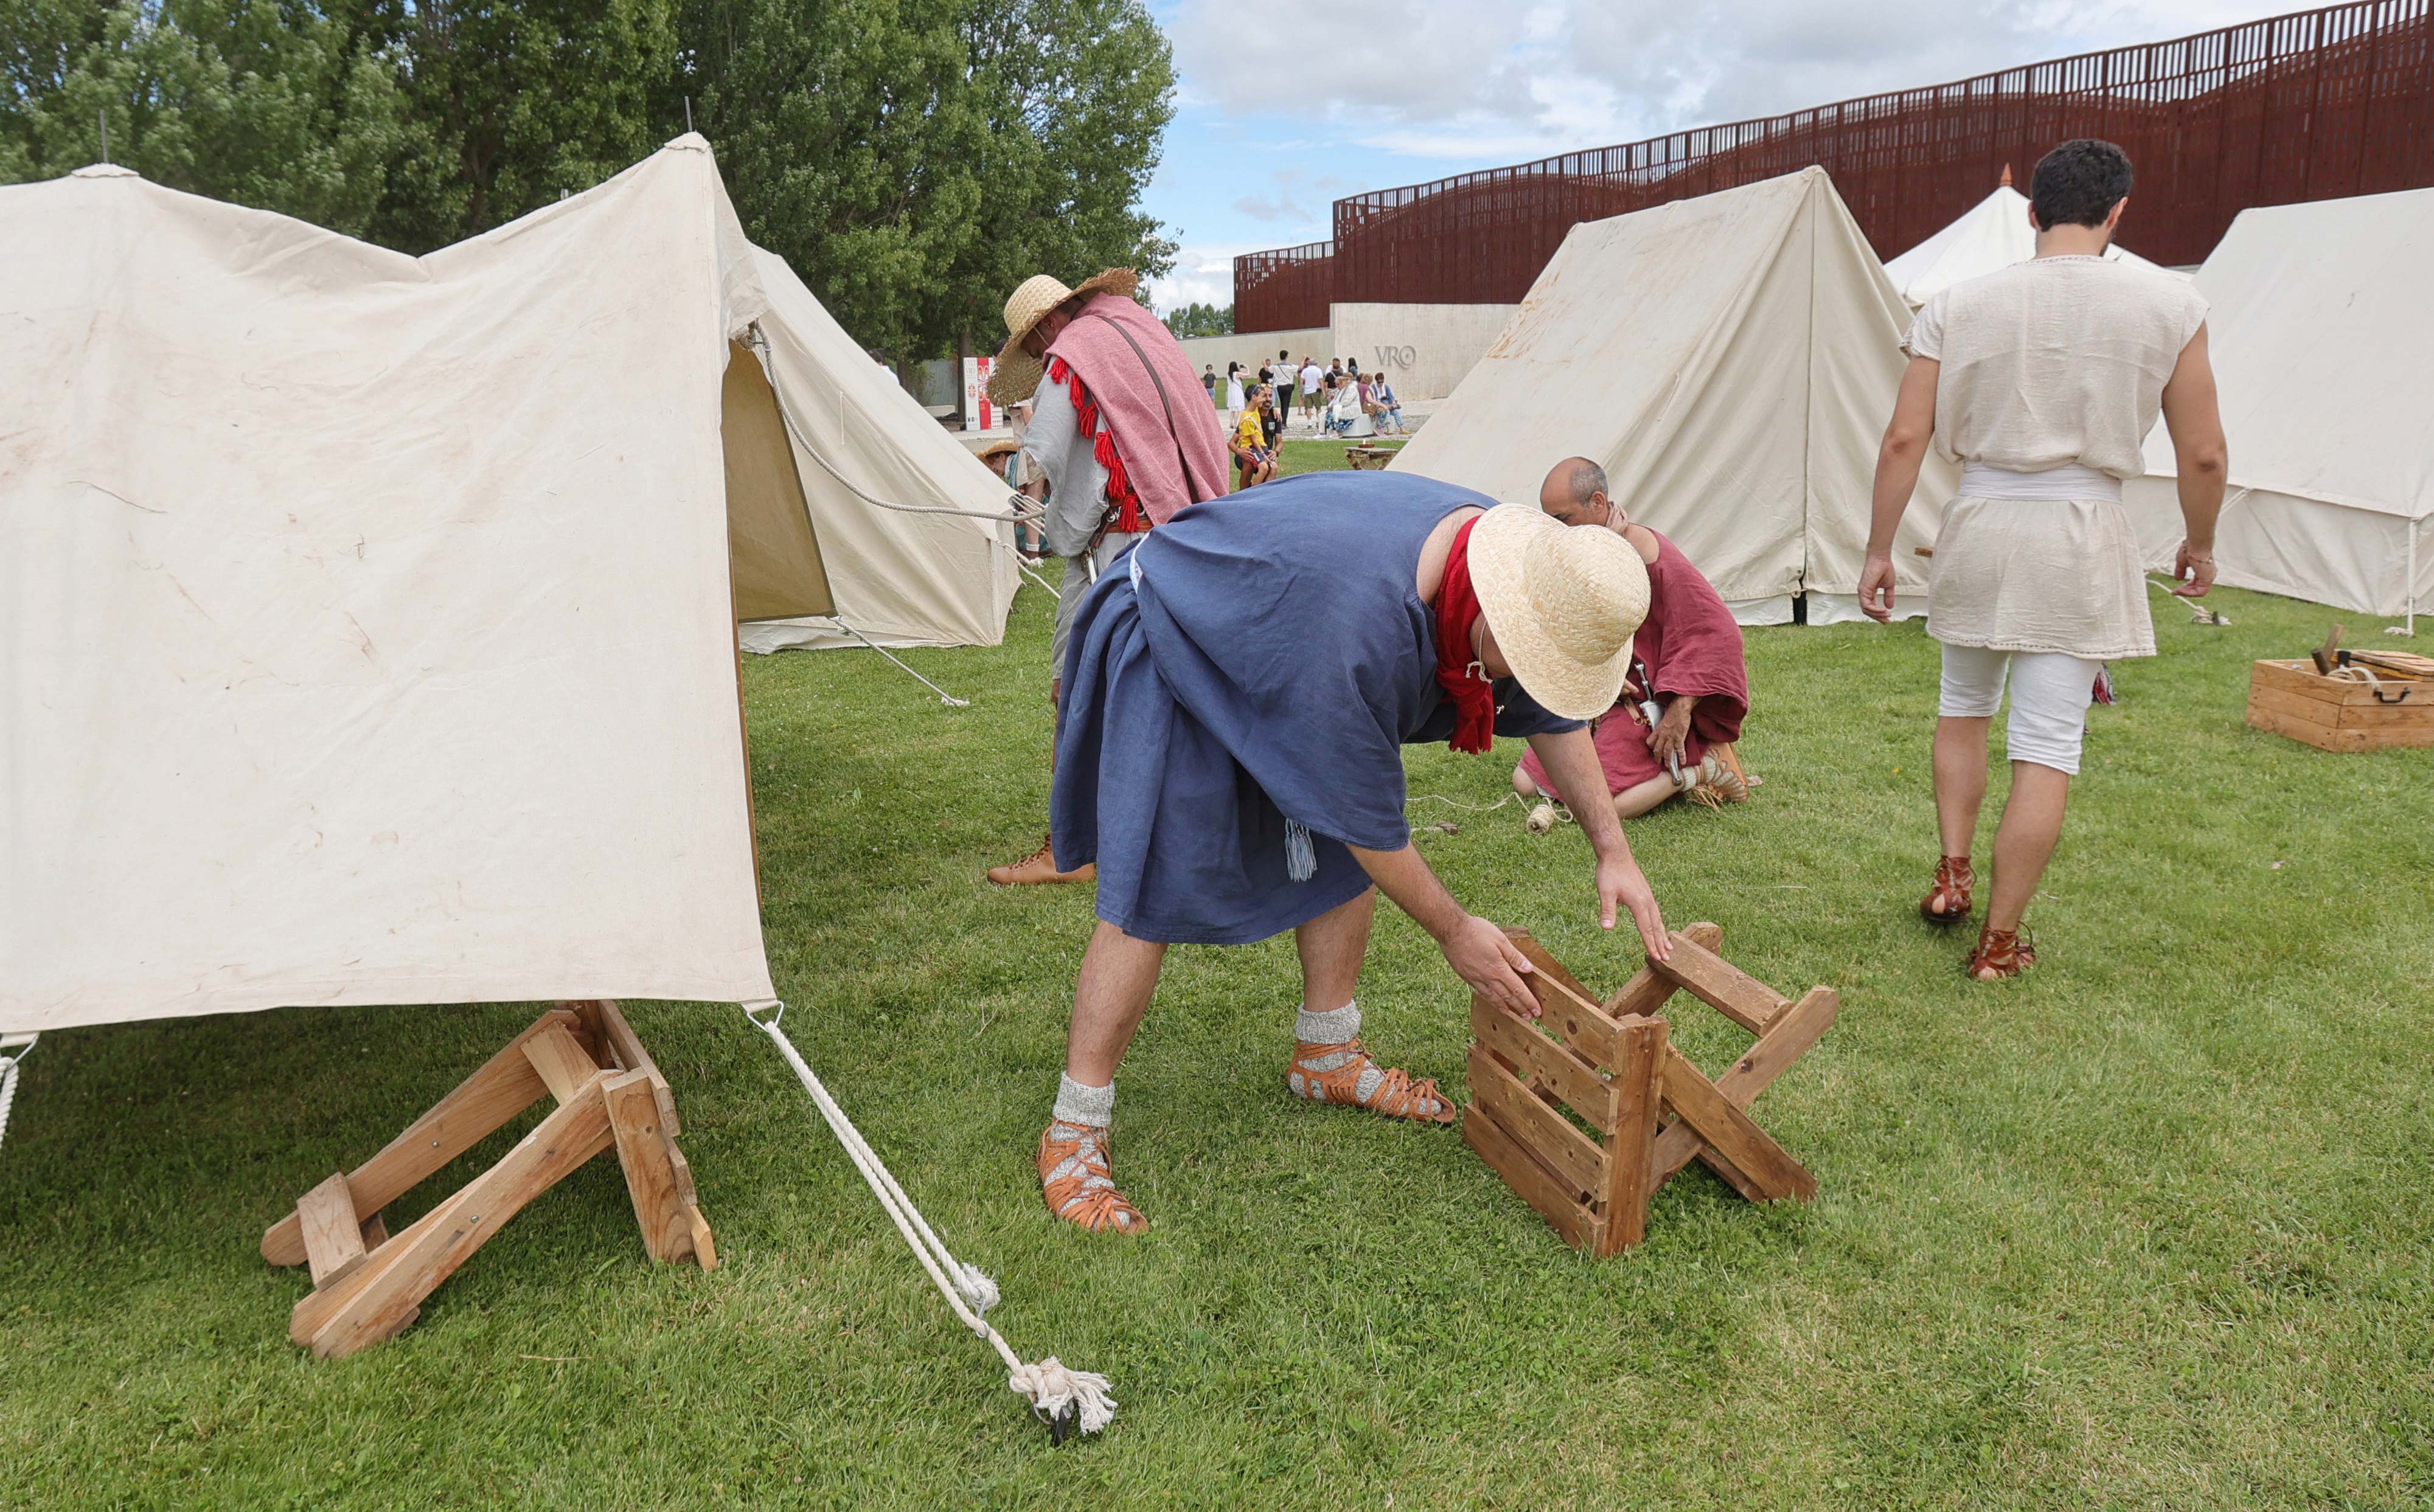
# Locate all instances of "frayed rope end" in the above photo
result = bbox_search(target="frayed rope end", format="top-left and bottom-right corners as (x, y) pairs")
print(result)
(1009, 1357), (1116, 1442)
(1284, 819), (1316, 883)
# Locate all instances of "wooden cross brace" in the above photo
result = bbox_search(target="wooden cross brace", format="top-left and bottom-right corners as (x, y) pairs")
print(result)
(1462, 924), (1837, 1258)
(260, 1000), (715, 1359)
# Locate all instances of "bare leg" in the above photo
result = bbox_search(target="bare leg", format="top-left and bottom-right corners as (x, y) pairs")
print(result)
(1065, 921), (1168, 1084)
(1612, 773), (1678, 820)
(1511, 761), (1545, 799)
(1293, 887), (1376, 1010)
(1933, 715), (1991, 856)
(1986, 762), (2070, 931)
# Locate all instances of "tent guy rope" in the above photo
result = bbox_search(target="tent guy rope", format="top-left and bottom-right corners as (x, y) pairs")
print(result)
(739, 1002), (1114, 1442)
(821, 619), (973, 707)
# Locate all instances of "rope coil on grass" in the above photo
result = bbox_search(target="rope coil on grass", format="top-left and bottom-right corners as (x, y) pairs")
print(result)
(739, 1002), (1114, 1441)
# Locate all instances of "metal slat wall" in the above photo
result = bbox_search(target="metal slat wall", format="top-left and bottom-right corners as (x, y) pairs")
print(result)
(1232, 1), (2432, 325)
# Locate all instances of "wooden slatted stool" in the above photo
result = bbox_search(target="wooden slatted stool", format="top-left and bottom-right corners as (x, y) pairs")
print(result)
(261, 999), (715, 1359)
(1462, 924), (1837, 1257)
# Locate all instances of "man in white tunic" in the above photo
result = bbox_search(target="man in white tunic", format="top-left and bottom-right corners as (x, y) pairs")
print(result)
(1859, 139), (2228, 980)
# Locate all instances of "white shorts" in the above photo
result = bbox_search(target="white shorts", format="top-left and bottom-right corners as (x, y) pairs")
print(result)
(1936, 645), (2101, 775)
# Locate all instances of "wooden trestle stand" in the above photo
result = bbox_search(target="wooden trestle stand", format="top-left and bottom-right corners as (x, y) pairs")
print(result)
(1464, 924), (1836, 1257)
(261, 1000), (715, 1359)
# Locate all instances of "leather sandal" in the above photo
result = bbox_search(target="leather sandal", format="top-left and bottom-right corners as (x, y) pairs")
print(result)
(1037, 1122), (1147, 1234)
(1966, 923), (2037, 980)
(1287, 1038), (1455, 1124)
(1920, 856), (1974, 925)
(987, 831), (1096, 886)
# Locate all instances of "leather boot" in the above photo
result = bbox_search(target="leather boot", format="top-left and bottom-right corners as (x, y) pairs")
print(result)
(986, 831), (1096, 886)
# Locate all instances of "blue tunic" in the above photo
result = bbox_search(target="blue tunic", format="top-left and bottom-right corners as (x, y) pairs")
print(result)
(1051, 471), (1580, 945)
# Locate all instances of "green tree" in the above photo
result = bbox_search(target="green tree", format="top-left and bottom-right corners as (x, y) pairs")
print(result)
(336, 0), (678, 249)
(1164, 300), (1229, 337)
(0, 0), (414, 237)
(674, 0), (1175, 358)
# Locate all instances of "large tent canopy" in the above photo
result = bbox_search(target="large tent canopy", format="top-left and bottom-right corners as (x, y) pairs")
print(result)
(1391, 167), (1953, 624)
(2124, 186), (2434, 622)
(0, 134), (1003, 1035)
(1882, 184), (2176, 307)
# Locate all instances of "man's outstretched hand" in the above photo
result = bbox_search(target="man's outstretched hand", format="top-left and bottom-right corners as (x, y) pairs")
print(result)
(1598, 853), (1670, 962)
(1442, 914), (1537, 1018)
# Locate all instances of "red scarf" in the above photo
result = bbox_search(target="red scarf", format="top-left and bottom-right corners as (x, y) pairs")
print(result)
(1433, 516), (1494, 754)
(1045, 355), (1149, 533)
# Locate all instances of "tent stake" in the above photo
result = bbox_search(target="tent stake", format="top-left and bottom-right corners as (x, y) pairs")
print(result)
(827, 619), (970, 706)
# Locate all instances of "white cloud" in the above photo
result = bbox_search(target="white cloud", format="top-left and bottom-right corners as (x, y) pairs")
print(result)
(1167, 0), (2283, 182)
(1144, 243), (1262, 313)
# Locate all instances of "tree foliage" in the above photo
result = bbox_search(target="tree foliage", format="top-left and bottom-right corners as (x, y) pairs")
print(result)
(1163, 300), (1229, 337)
(0, 0), (1175, 355)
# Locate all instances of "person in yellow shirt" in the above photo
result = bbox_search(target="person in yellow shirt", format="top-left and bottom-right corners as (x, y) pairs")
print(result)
(1230, 383), (1278, 488)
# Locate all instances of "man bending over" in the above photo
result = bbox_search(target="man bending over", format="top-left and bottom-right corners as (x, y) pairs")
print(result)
(1040, 471), (1671, 1233)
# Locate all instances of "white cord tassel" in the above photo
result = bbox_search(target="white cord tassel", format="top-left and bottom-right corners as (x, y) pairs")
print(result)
(0, 1035), (35, 1155)
(740, 1003), (1114, 1440)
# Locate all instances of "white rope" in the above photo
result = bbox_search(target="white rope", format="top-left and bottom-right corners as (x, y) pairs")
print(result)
(822, 619), (971, 707)
(0, 1035), (36, 1154)
(740, 1002), (1114, 1440)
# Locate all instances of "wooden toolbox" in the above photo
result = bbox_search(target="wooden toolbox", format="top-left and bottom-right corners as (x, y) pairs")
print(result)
(2246, 654), (2433, 752)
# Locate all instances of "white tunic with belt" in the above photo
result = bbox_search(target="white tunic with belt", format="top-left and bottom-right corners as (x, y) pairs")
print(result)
(1905, 256), (2208, 661)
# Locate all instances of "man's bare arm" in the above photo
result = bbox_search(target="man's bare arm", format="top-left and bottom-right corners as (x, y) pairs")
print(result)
(2158, 322), (2227, 597)
(1859, 355), (1941, 622)
(1526, 726), (1670, 959)
(1348, 841), (1539, 1016)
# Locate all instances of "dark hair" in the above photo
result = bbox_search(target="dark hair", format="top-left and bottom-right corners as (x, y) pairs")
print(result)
(2031, 139), (2133, 230)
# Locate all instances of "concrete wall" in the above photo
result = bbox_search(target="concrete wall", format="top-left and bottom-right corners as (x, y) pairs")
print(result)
(1174, 327), (1330, 384)
(1328, 303), (1517, 400)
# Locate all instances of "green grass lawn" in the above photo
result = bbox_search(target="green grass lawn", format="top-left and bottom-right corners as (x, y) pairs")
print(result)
(3, 478), (2430, 1507)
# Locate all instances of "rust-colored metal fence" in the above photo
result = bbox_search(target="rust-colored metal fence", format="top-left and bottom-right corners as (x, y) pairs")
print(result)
(1234, 239), (1334, 335)
(1233, 1), (2432, 325)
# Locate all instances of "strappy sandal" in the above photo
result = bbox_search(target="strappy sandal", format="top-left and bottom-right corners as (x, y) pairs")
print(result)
(1679, 750), (1751, 809)
(1966, 923), (2037, 980)
(1287, 1037), (1455, 1124)
(1037, 1122), (1147, 1234)
(1920, 856), (1975, 925)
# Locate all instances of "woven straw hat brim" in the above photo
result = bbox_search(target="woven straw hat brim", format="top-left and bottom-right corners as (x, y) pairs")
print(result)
(987, 268), (1140, 404)
(1466, 504), (1647, 721)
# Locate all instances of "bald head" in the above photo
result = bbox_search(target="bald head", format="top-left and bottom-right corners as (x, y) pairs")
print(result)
(1539, 457), (1614, 529)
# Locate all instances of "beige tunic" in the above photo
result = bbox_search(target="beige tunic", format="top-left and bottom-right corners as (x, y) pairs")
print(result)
(1905, 257), (2207, 659)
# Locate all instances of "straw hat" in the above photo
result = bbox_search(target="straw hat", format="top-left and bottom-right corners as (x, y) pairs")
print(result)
(987, 268), (1139, 404)
(1465, 504), (1649, 720)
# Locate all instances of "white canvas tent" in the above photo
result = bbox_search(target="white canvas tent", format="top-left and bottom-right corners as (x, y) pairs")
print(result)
(1391, 167), (1953, 624)
(0, 134), (942, 1035)
(1882, 184), (2178, 307)
(739, 248), (1022, 654)
(2123, 187), (2434, 625)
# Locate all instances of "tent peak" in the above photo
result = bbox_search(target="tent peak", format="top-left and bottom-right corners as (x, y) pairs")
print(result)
(2000, 162), (2013, 187)
(71, 164), (139, 179)
(663, 131), (712, 155)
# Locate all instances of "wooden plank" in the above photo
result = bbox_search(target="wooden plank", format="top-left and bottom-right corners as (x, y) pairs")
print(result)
(1466, 1046), (1605, 1199)
(1500, 929), (1599, 1005)
(297, 1173), (369, 1289)
(1652, 986), (1837, 1184)
(522, 1023), (602, 1105)
(1657, 1046), (1815, 1202)
(1595, 1016), (1669, 1257)
(1604, 922), (1721, 1019)
(2247, 683), (2347, 730)
(2247, 702), (2370, 752)
(1463, 1105), (1602, 1253)
(262, 1009), (576, 1268)
(2252, 659), (2349, 705)
(1652, 935), (1788, 1035)
(1471, 996), (1616, 1131)
(561, 1000), (681, 1137)
(297, 1081), (618, 1359)
(603, 1071), (705, 1266)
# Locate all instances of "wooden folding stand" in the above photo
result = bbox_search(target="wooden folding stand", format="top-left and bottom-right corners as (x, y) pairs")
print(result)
(261, 1000), (715, 1359)
(1463, 924), (1837, 1257)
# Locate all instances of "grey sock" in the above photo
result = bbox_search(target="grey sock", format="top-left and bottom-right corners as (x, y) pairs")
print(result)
(1290, 1000), (1385, 1102)
(1052, 1073), (1115, 1129)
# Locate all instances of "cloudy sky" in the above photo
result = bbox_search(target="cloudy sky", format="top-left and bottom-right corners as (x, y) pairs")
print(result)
(1139, 0), (2287, 311)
